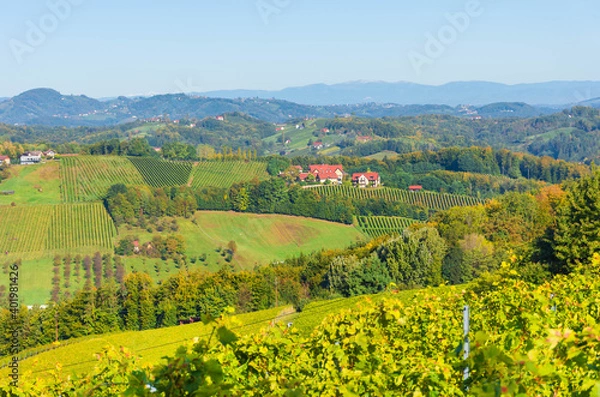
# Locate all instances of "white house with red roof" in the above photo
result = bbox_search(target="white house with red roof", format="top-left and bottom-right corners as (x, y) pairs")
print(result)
(312, 141), (324, 150)
(296, 164), (344, 184)
(352, 172), (381, 188)
(0, 155), (10, 165)
(20, 151), (42, 165)
(309, 164), (344, 184)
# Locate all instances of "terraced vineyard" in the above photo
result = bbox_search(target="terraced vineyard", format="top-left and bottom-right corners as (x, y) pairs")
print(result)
(190, 161), (269, 189)
(0, 205), (53, 254)
(356, 216), (421, 238)
(46, 203), (116, 251)
(60, 156), (145, 202)
(128, 157), (193, 187)
(308, 186), (485, 211)
(0, 203), (116, 255)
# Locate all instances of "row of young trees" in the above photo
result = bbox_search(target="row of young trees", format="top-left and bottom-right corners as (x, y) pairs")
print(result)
(47, 253), (126, 303)
(105, 179), (357, 226)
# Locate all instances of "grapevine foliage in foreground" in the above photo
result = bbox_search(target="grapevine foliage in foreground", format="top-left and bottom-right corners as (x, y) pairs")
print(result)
(3, 258), (600, 396)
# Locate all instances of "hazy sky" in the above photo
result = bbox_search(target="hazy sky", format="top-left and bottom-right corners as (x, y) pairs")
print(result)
(1, 0), (598, 97)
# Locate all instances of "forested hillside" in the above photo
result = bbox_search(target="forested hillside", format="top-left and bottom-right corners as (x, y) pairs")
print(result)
(3, 106), (600, 162)
(327, 107), (600, 162)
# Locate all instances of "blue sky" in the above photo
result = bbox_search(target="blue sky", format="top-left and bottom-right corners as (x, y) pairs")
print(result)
(1, 0), (598, 97)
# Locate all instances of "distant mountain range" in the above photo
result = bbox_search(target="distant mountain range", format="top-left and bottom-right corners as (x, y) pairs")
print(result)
(199, 81), (600, 107)
(1, 84), (599, 127)
(578, 97), (600, 107)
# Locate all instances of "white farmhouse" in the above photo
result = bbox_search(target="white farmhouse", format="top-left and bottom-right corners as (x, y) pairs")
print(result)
(20, 151), (43, 165)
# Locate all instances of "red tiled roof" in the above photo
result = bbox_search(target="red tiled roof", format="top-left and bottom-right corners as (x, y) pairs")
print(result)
(298, 173), (310, 181)
(309, 164), (343, 180)
(0, 156), (9, 160)
(352, 172), (379, 181)
(409, 185), (423, 190)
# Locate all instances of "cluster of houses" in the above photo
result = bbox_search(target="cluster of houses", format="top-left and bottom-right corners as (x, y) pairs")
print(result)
(295, 164), (382, 188)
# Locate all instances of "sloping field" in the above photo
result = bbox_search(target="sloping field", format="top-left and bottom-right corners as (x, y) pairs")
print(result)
(60, 156), (145, 202)
(46, 203), (117, 251)
(2, 290), (421, 377)
(0, 203), (116, 256)
(190, 161), (269, 189)
(0, 205), (53, 254)
(128, 157), (193, 187)
(356, 216), (422, 238)
(119, 211), (364, 270)
(308, 185), (485, 211)
(0, 162), (62, 206)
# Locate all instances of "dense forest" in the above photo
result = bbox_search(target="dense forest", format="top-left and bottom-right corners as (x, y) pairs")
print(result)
(329, 107), (600, 162)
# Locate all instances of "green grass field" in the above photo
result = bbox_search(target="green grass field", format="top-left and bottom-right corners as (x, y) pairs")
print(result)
(0, 163), (62, 206)
(1, 289), (423, 378)
(190, 161), (268, 189)
(263, 124), (318, 151)
(0, 257), (57, 305)
(263, 120), (346, 156)
(364, 150), (401, 160)
(523, 127), (578, 142)
(0, 211), (362, 305)
(119, 211), (365, 271)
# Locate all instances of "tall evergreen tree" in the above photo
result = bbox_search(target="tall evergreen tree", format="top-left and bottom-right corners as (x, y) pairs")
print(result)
(552, 169), (600, 272)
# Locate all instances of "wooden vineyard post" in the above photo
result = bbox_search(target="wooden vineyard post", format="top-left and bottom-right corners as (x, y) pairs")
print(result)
(463, 305), (470, 383)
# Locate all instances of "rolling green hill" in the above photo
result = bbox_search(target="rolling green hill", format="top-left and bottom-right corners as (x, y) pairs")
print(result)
(119, 211), (364, 271)
(60, 156), (145, 202)
(190, 161), (269, 189)
(0, 162), (62, 206)
(309, 185), (486, 211)
(0, 290), (419, 377)
(1, 211), (364, 305)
